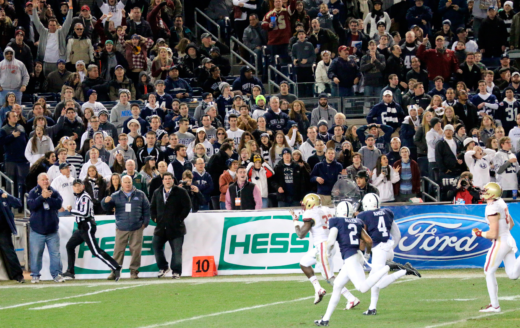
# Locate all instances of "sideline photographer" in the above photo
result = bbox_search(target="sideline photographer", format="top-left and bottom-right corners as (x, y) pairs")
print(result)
(446, 172), (481, 205)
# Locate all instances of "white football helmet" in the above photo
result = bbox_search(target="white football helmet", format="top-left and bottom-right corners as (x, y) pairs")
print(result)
(362, 193), (381, 211)
(335, 201), (355, 218)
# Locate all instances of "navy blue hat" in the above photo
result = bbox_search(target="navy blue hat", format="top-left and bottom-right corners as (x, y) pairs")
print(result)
(501, 53), (510, 59)
(86, 89), (97, 98)
(226, 158), (238, 167)
(319, 93), (328, 99)
(59, 163), (69, 170)
(56, 59), (66, 65)
(282, 147), (292, 155)
(72, 178), (83, 185)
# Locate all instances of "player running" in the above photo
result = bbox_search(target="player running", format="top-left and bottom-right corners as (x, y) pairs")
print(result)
(473, 182), (520, 313)
(357, 193), (421, 315)
(291, 194), (360, 309)
(62, 179), (122, 281)
(314, 201), (409, 327)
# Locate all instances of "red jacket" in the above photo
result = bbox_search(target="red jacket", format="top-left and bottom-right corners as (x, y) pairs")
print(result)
(261, 0), (296, 45)
(416, 44), (459, 81)
(393, 159), (421, 195)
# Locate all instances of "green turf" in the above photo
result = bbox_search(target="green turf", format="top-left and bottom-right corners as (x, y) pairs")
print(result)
(1, 269), (520, 328)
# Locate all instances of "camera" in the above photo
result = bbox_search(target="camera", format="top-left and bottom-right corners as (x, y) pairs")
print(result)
(460, 179), (469, 189)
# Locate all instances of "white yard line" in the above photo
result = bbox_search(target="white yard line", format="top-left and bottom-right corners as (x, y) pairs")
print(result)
(423, 307), (520, 328)
(137, 295), (316, 328)
(29, 302), (100, 310)
(0, 284), (144, 310)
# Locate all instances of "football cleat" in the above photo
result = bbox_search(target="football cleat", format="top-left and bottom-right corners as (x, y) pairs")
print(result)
(479, 304), (501, 313)
(363, 309), (377, 316)
(386, 260), (406, 272)
(404, 262), (421, 278)
(345, 298), (360, 310)
(314, 288), (327, 305)
(314, 318), (329, 326)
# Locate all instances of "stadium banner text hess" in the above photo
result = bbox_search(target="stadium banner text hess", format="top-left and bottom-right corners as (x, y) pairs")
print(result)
(39, 205), (520, 279)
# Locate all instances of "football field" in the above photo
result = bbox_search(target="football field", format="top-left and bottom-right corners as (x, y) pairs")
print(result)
(1, 269), (520, 328)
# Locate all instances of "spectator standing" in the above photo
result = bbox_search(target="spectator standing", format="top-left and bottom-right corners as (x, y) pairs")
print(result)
(472, 0), (497, 37)
(478, 7), (508, 66)
(0, 47), (30, 105)
(308, 19), (339, 61)
(417, 35), (460, 89)
(32, 0), (73, 76)
(226, 165), (262, 210)
(310, 148), (343, 205)
(274, 81), (297, 103)
(66, 23), (95, 71)
(361, 40), (387, 97)
(0, 190), (24, 283)
(464, 146), (496, 188)
(101, 175), (150, 279)
(96, 0), (126, 28)
(426, 117), (444, 177)
(393, 147), (421, 202)
(291, 30), (316, 97)
(311, 94), (337, 127)
(192, 158), (214, 210)
(275, 148), (308, 207)
(438, 0), (468, 31)
(402, 82), (432, 112)
(370, 154), (400, 202)
(406, 0), (433, 35)
(405, 57), (429, 89)
(494, 137), (519, 197)
(328, 45), (361, 97)
(367, 90), (404, 132)
(435, 124), (464, 180)
(453, 90), (479, 132)
(262, 0), (296, 64)
(456, 52), (482, 92)
(243, 14), (267, 73)
(25, 126), (55, 166)
(219, 159), (238, 209)
(264, 96), (290, 134)
(358, 133), (383, 171)
(51, 163), (75, 217)
(150, 172), (191, 279)
(315, 50), (333, 94)
(27, 173), (64, 283)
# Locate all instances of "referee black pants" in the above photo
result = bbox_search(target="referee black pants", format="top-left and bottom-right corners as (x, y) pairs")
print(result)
(66, 221), (121, 274)
(152, 235), (184, 275)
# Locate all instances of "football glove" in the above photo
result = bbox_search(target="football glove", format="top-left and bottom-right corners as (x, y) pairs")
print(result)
(472, 228), (483, 237)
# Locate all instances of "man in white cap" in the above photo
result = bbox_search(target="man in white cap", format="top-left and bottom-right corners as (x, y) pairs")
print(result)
(366, 89), (405, 132)
(435, 124), (464, 195)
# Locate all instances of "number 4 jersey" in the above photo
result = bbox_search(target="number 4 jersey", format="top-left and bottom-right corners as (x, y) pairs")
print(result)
(329, 217), (364, 260)
(357, 209), (394, 247)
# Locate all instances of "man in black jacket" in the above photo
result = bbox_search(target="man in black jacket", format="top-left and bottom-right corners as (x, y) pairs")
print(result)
(385, 45), (406, 86)
(435, 124), (464, 198)
(7, 29), (34, 74)
(207, 143), (233, 198)
(126, 7), (153, 39)
(150, 172), (191, 279)
(0, 190), (24, 283)
(355, 170), (379, 214)
(226, 166), (262, 210)
(274, 149), (309, 207)
(453, 90), (479, 131)
(456, 52), (482, 92)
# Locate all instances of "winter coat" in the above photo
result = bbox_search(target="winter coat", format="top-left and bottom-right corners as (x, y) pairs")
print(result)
(108, 77), (137, 101)
(478, 17), (508, 58)
(371, 166), (400, 202)
(435, 138), (464, 174)
(207, 151), (230, 196)
(27, 185), (63, 235)
(393, 159), (421, 195)
(366, 101), (405, 131)
(264, 109), (290, 134)
(246, 162), (274, 198)
(328, 56), (361, 88)
(102, 187), (150, 231)
(360, 51), (387, 87)
(0, 123), (28, 163)
(150, 185), (191, 239)
(192, 169), (214, 204)
(310, 159), (343, 196)
(0, 47), (30, 90)
(416, 44), (459, 81)
(24, 136), (55, 166)
(0, 190), (22, 234)
(84, 177), (108, 214)
(274, 160), (309, 202)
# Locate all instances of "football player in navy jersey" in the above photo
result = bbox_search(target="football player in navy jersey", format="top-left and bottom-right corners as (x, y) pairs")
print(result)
(314, 201), (406, 327)
(357, 193), (421, 316)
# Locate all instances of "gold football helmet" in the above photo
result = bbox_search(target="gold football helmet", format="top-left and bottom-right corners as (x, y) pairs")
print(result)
(301, 194), (321, 210)
(481, 182), (502, 200)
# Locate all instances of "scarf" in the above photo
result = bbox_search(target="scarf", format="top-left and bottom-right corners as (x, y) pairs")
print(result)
(133, 46), (141, 55)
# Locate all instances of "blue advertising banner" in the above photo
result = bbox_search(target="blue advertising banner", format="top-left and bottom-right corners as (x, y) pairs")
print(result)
(385, 203), (520, 269)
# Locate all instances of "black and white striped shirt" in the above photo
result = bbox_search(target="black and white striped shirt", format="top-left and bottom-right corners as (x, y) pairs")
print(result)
(70, 191), (95, 223)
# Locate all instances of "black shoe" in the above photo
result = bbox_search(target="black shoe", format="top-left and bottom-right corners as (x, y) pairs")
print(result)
(363, 309), (377, 315)
(114, 268), (121, 282)
(314, 319), (329, 326)
(386, 260), (406, 272)
(15, 275), (25, 283)
(404, 262), (421, 278)
(62, 271), (75, 280)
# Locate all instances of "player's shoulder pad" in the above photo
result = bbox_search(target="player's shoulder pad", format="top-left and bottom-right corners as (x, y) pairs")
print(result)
(328, 217), (341, 228)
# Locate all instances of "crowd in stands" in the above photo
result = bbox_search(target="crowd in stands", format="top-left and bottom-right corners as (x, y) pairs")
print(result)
(0, 0), (519, 214)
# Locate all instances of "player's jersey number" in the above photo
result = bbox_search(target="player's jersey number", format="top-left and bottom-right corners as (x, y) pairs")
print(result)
(378, 216), (389, 237)
(348, 224), (359, 245)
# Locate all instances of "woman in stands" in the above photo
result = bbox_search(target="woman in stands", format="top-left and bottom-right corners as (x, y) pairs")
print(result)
(25, 151), (56, 192)
(65, 139), (83, 177)
(131, 135), (145, 155)
(289, 100), (310, 140)
(140, 157), (159, 187)
(286, 125), (303, 149)
(151, 47), (173, 82)
(75, 60), (88, 82)
(108, 173), (122, 195)
(28, 116), (65, 140)
(104, 136), (115, 151)
(0, 92), (16, 123)
(79, 138), (93, 160)
(110, 150), (126, 174)
(25, 126), (55, 166)
(246, 140), (261, 160)
(11, 104), (29, 133)
(259, 133), (272, 162)
(83, 107), (95, 130)
(370, 154), (400, 202)
(269, 131), (291, 167)
(456, 82), (469, 97)
(427, 95), (445, 119)
(61, 73), (84, 102)
(292, 150), (311, 175)
(315, 50), (332, 94)
(414, 111), (433, 159)
(213, 128), (228, 154)
(495, 127), (505, 145)
(337, 140), (354, 168)
(190, 143), (210, 164)
(238, 131), (255, 152)
(280, 100), (290, 115)
(479, 114), (496, 146)
(173, 38), (190, 60)
(240, 148), (251, 166)
(83, 165), (108, 215)
(442, 106), (462, 127)
(345, 125), (361, 152)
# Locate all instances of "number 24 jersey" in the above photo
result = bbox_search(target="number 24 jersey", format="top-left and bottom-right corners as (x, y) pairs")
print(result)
(357, 209), (394, 247)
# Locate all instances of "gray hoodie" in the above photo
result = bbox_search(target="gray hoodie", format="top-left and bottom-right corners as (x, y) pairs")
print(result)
(0, 47), (30, 90)
(291, 40), (316, 67)
(110, 102), (132, 130)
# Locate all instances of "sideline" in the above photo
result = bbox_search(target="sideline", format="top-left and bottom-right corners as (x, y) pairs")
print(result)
(423, 307), (520, 328)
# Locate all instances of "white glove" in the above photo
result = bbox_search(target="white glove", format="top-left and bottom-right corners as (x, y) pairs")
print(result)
(364, 252), (371, 262)
(357, 250), (365, 266)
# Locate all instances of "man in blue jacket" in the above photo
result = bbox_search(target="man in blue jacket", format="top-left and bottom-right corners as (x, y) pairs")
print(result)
(0, 189), (24, 283)
(406, 0), (433, 35)
(27, 173), (64, 283)
(357, 123), (394, 153)
(192, 158), (214, 210)
(164, 66), (193, 102)
(264, 97), (290, 134)
(310, 148), (343, 205)
(0, 111), (30, 211)
(328, 46), (361, 97)
(232, 66), (264, 97)
(367, 90), (405, 131)
(101, 176), (150, 279)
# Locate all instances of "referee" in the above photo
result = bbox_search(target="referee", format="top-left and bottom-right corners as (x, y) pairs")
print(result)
(62, 179), (122, 281)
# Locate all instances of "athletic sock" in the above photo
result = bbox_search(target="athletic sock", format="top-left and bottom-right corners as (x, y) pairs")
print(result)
(369, 286), (380, 310)
(376, 269), (406, 289)
(341, 287), (356, 302)
(485, 273), (500, 308)
(323, 286), (342, 321)
(310, 276), (322, 292)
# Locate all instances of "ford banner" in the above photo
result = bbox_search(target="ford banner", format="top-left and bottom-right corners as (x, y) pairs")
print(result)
(388, 204), (520, 269)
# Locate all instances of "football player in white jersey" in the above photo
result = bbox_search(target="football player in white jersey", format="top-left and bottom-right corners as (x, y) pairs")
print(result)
(473, 182), (520, 312)
(291, 194), (360, 308)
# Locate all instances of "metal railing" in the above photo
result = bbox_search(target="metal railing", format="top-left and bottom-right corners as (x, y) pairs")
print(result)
(421, 176), (441, 202)
(230, 36), (259, 77)
(267, 65), (297, 95)
(0, 171), (14, 197)
(194, 8), (221, 41)
(24, 193), (30, 216)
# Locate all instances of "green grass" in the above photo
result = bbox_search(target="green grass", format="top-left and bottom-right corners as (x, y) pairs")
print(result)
(1, 269), (520, 328)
